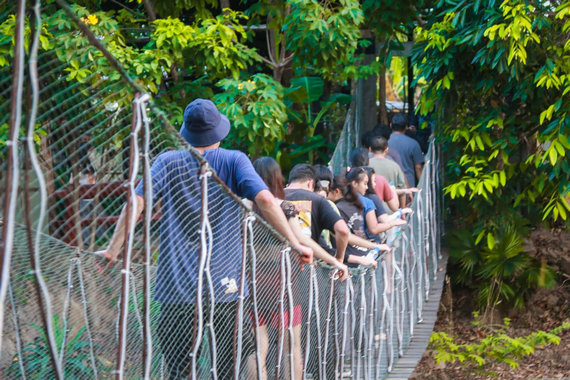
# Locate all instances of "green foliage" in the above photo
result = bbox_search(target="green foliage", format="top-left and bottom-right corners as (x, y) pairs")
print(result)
(413, 0), (569, 310)
(214, 74), (287, 157)
(414, 0), (570, 224)
(430, 319), (570, 371)
(283, 0), (363, 80)
(449, 220), (556, 309)
(6, 315), (98, 378)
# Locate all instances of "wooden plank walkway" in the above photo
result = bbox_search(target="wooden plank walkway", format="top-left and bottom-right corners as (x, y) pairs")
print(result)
(386, 249), (448, 380)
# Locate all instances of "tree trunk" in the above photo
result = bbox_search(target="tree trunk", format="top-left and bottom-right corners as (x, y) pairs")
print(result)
(378, 66), (388, 125)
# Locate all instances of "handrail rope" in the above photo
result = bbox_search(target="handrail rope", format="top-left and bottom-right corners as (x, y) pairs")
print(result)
(246, 218), (264, 380)
(366, 270), (376, 380)
(409, 213), (424, 323)
(58, 258), (75, 363)
(234, 216), (252, 380)
(312, 264), (324, 380)
(75, 258), (100, 378)
(338, 276), (351, 378)
(9, 283), (27, 379)
(0, 0), (24, 356)
(333, 289), (340, 380)
(418, 190), (430, 300)
(275, 247), (287, 379)
(302, 265), (315, 380)
(355, 268), (366, 380)
(393, 246), (406, 356)
(190, 167), (215, 379)
(403, 232), (416, 335)
(321, 267), (338, 378)
(284, 248), (296, 380)
(204, 200), (218, 380)
(348, 275), (357, 377)
(382, 258), (394, 372)
(115, 93), (145, 379)
(23, 1), (65, 377)
(426, 158), (438, 279)
(140, 94), (153, 379)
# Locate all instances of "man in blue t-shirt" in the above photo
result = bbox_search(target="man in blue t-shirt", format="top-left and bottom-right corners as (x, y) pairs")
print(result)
(97, 98), (311, 379)
(388, 113), (425, 187)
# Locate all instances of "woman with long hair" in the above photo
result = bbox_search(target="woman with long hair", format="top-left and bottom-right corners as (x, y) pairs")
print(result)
(250, 156), (348, 379)
(335, 167), (401, 266)
(362, 167), (411, 242)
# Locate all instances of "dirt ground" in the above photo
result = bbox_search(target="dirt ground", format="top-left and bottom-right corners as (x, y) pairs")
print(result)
(411, 226), (570, 379)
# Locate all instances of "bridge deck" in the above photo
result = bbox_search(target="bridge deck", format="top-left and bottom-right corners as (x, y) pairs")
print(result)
(386, 249), (448, 380)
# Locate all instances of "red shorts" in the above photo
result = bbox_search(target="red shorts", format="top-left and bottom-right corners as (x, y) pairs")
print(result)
(251, 304), (302, 329)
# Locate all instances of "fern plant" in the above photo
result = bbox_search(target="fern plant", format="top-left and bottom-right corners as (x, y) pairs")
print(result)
(430, 319), (570, 371)
(449, 220), (556, 314)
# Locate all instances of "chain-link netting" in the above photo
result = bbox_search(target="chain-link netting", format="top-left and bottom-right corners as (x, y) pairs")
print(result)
(0, 1), (443, 379)
(329, 80), (363, 175)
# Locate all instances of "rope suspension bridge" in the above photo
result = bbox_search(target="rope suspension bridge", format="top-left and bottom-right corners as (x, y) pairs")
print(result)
(0, 1), (446, 378)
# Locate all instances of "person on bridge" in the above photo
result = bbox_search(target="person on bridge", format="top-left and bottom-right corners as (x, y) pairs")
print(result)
(334, 167), (392, 268)
(388, 113), (425, 188)
(251, 156), (348, 380)
(349, 147), (399, 212)
(96, 98), (312, 379)
(368, 136), (419, 207)
(284, 164), (350, 264)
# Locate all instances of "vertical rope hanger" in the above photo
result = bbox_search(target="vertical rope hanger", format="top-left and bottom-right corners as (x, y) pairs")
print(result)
(0, 0), (25, 357)
(302, 265), (315, 380)
(246, 218), (264, 380)
(115, 93), (147, 379)
(234, 217), (250, 380)
(191, 165), (214, 380)
(140, 92), (153, 379)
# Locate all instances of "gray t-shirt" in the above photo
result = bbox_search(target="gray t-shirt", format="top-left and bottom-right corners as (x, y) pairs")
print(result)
(388, 133), (425, 187)
(369, 156), (407, 189)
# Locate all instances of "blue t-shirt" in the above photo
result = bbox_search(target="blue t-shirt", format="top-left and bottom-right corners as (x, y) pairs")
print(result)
(358, 193), (377, 238)
(388, 133), (425, 187)
(135, 148), (268, 304)
(365, 193), (387, 242)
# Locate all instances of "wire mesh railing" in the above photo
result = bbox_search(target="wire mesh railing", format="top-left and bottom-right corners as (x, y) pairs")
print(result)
(0, 1), (443, 378)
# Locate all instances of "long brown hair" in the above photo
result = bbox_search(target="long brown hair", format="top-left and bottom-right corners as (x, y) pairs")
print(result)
(253, 156), (285, 199)
(342, 166), (367, 210)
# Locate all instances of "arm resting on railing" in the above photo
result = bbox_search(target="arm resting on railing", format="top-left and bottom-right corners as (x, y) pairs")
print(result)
(95, 194), (145, 265)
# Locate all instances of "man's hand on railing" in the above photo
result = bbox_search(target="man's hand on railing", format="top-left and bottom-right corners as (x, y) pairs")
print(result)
(94, 249), (119, 273)
(333, 262), (349, 282)
(293, 244), (313, 270)
(361, 256), (378, 269)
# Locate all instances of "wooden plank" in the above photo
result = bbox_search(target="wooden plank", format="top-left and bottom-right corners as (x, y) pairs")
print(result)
(385, 249), (448, 379)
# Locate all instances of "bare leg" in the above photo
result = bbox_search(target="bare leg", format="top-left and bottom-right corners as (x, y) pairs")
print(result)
(283, 324), (303, 379)
(246, 325), (269, 380)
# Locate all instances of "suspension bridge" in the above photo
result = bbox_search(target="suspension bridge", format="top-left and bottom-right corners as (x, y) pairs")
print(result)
(0, 1), (446, 378)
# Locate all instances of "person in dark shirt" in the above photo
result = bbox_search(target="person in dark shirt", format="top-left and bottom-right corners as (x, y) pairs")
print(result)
(334, 168), (391, 267)
(252, 157), (348, 379)
(389, 114), (425, 187)
(284, 164), (350, 263)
